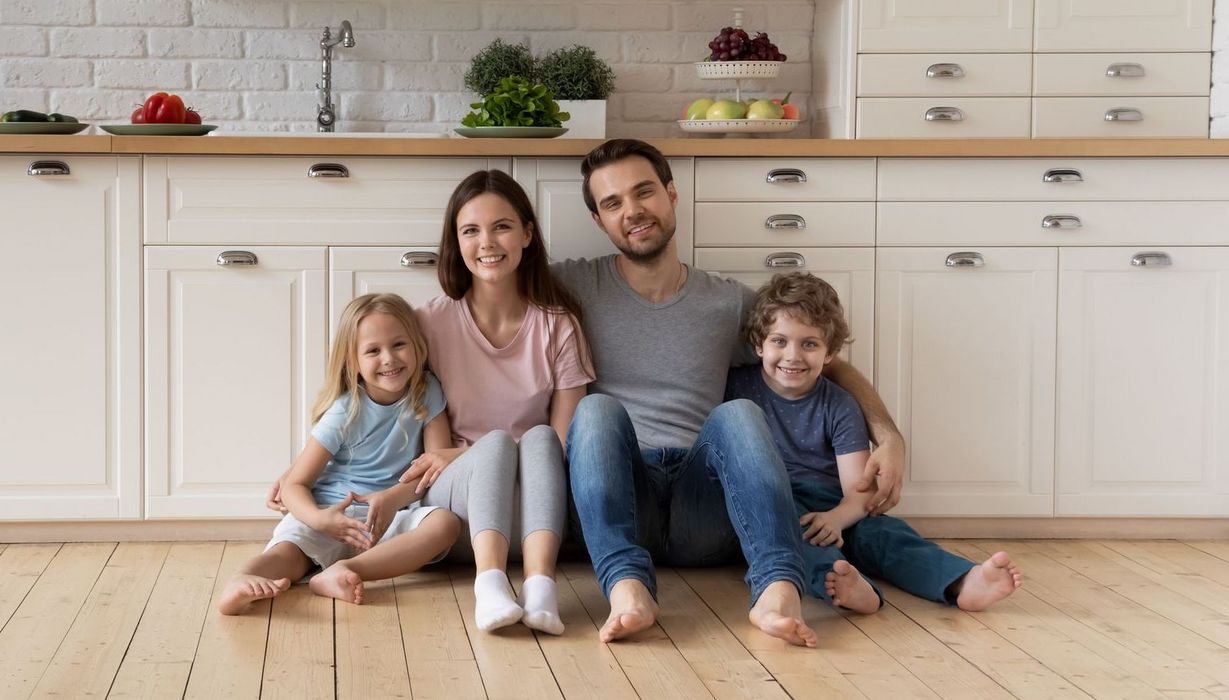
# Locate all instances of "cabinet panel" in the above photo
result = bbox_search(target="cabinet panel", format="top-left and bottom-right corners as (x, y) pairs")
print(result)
(857, 98), (1032, 138)
(1032, 96), (1209, 138)
(1033, 53), (1211, 96)
(859, 0), (1034, 52)
(1034, 0), (1213, 52)
(695, 159), (876, 202)
(858, 54), (1032, 97)
(329, 247), (443, 338)
(694, 202), (875, 247)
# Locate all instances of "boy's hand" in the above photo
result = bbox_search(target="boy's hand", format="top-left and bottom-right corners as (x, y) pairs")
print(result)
(857, 436), (905, 515)
(800, 511), (844, 548)
(315, 492), (371, 550)
(401, 450), (456, 495)
(353, 490), (398, 543)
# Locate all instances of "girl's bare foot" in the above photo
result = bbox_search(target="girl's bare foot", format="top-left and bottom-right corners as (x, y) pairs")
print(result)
(749, 580), (818, 648)
(218, 574), (290, 615)
(824, 560), (881, 614)
(600, 579), (658, 642)
(309, 562), (365, 604)
(955, 551), (1022, 611)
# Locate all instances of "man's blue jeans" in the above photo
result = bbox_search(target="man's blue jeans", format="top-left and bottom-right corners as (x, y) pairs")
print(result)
(566, 394), (804, 605)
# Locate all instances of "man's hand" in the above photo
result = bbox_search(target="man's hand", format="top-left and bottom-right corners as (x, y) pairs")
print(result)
(314, 492), (372, 550)
(353, 490), (398, 543)
(856, 436), (905, 516)
(401, 450), (456, 495)
(265, 477), (288, 514)
(800, 511), (844, 548)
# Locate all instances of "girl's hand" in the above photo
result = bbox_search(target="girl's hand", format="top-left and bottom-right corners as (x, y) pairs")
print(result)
(800, 511), (844, 548)
(402, 451), (456, 495)
(353, 491), (398, 543)
(266, 477), (288, 514)
(315, 492), (372, 550)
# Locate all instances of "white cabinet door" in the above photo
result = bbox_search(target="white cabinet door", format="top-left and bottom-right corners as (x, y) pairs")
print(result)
(145, 246), (326, 518)
(878, 248), (1057, 516)
(858, 0), (1035, 52)
(0, 156), (141, 520)
(329, 246), (443, 339)
(1056, 247), (1229, 515)
(1035, 0), (1213, 52)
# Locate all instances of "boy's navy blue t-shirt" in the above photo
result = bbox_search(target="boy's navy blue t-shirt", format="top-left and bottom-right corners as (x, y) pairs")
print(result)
(725, 365), (871, 485)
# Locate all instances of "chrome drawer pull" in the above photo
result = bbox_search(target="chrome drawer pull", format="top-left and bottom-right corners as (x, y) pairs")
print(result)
(765, 214), (806, 230)
(1106, 62), (1146, 78)
(1130, 252), (1172, 267)
(1042, 214), (1082, 230)
(1104, 108), (1143, 122)
(400, 251), (439, 268)
(1043, 168), (1083, 183)
(765, 252), (805, 268)
(945, 252), (984, 268)
(216, 251), (258, 267)
(926, 63), (965, 79)
(27, 160), (70, 176)
(308, 163), (350, 178)
(925, 107), (963, 122)
(765, 168), (806, 184)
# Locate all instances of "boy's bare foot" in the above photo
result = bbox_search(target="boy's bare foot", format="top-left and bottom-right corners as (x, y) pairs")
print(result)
(600, 579), (658, 642)
(309, 562), (365, 605)
(824, 560), (881, 614)
(749, 580), (818, 648)
(955, 551), (1022, 611)
(218, 574), (290, 615)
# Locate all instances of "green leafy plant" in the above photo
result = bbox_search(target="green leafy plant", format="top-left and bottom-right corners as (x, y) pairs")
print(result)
(536, 45), (616, 100)
(461, 76), (570, 127)
(463, 39), (536, 96)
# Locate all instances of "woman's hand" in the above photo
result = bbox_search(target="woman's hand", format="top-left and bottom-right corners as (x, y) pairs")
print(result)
(313, 492), (371, 550)
(353, 490), (398, 543)
(401, 450), (458, 495)
(800, 511), (844, 548)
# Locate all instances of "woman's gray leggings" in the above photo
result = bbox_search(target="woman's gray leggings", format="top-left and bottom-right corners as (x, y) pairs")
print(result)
(420, 425), (566, 560)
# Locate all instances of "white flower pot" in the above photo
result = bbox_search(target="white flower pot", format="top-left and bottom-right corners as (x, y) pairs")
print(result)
(557, 100), (607, 138)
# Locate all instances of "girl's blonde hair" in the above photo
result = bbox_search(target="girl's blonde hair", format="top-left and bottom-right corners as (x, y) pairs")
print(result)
(311, 294), (431, 438)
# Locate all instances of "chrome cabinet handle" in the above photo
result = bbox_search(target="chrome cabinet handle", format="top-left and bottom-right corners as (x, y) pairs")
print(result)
(1104, 108), (1143, 122)
(1042, 214), (1082, 230)
(27, 160), (70, 176)
(765, 252), (805, 268)
(925, 107), (963, 122)
(765, 214), (806, 230)
(216, 251), (258, 266)
(1130, 252), (1172, 267)
(926, 63), (965, 79)
(308, 163), (350, 178)
(1043, 168), (1083, 183)
(945, 252), (984, 268)
(400, 251), (438, 268)
(765, 168), (806, 184)
(1106, 62), (1146, 78)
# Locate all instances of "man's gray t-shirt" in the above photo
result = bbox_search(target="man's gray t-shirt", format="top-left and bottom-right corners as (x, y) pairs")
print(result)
(553, 256), (757, 450)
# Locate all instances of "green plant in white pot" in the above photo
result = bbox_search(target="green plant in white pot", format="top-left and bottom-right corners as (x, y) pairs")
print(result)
(536, 45), (616, 139)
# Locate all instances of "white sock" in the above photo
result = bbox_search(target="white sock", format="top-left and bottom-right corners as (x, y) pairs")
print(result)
(519, 574), (564, 635)
(474, 569), (522, 632)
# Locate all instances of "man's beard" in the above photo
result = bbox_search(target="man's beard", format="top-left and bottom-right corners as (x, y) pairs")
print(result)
(615, 218), (675, 264)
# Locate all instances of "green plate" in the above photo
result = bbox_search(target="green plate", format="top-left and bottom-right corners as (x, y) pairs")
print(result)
(454, 126), (567, 138)
(100, 124), (218, 136)
(0, 122), (89, 135)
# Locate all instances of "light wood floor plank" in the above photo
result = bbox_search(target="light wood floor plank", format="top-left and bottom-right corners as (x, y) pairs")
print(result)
(261, 582), (334, 699)
(393, 568), (486, 699)
(185, 542), (272, 700)
(108, 542), (225, 699)
(1187, 541), (1229, 565)
(0, 542), (61, 632)
(337, 578), (412, 699)
(1104, 541), (1229, 599)
(0, 542), (116, 698)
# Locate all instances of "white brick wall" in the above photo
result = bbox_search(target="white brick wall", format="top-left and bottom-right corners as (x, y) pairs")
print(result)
(1213, 0), (1229, 136)
(0, 0), (816, 137)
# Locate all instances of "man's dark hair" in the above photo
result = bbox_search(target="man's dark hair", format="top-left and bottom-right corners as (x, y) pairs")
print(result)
(580, 139), (674, 214)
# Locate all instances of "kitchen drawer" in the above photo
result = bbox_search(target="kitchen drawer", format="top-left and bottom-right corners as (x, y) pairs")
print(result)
(877, 201), (1229, 246)
(857, 98), (1031, 138)
(858, 0), (1034, 53)
(695, 203), (875, 247)
(694, 159), (875, 202)
(1032, 97), (1209, 138)
(858, 54), (1031, 97)
(878, 158), (1229, 201)
(1033, 53), (1210, 97)
(144, 156), (506, 245)
(1034, 0), (1212, 52)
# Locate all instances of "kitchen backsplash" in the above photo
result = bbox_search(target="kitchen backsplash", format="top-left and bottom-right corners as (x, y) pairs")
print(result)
(0, 0), (816, 137)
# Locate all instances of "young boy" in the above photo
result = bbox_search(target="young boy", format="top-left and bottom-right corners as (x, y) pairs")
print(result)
(726, 272), (1021, 613)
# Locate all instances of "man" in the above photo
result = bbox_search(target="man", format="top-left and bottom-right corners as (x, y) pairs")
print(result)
(552, 139), (905, 646)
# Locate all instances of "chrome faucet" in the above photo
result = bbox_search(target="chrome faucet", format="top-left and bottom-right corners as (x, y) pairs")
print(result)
(316, 20), (355, 132)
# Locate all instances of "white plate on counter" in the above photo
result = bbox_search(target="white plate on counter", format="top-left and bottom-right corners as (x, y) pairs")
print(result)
(678, 119), (800, 134)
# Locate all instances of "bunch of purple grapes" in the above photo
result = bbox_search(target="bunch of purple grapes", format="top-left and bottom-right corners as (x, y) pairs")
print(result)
(707, 27), (786, 62)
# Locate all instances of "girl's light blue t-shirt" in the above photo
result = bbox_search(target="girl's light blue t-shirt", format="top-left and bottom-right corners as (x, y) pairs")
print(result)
(309, 372), (446, 506)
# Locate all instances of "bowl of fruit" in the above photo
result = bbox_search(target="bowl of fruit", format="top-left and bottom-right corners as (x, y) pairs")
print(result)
(678, 92), (801, 135)
(696, 26), (786, 80)
(101, 92), (216, 136)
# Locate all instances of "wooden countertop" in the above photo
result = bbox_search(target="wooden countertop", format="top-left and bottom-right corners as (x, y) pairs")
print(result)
(6, 134), (1229, 157)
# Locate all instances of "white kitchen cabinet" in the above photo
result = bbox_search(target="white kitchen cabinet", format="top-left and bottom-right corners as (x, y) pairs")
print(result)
(1034, 0), (1213, 52)
(857, 97), (1032, 139)
(0, 156), (141, 520)
(145, 246), (326, 518)
(1056, 247), (1229, 516)
(858, 0), (1035, 53)
(329, 246), (443, 337)
(877, 247), (1057, 516)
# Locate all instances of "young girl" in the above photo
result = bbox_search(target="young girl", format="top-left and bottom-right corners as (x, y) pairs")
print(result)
(404, 169), (594, 635)
(219, 293), (460, 615)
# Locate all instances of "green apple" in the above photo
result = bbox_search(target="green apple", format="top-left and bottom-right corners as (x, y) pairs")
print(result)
(705, 99), (747, 120)
(683, 98), (715, 120)
(747, 99), (785, 120)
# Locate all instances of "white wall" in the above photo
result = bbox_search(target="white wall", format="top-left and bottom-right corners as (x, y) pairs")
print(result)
(1213, 0), (1228, 136)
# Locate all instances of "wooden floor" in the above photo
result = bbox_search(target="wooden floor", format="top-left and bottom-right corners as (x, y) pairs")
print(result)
(3, 540), (1229, 699)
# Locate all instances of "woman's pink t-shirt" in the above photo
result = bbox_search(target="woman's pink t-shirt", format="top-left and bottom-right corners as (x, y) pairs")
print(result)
(417, 295), (594, 447)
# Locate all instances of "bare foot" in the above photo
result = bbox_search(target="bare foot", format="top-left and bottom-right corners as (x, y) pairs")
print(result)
(824, 560), (881, 614)
(749, 580), (818, 648)
(600, 579), (659, 642)
(218, 574), (290, 615)
(955, 551), (1022, 612)
(309, 562), (365, 605)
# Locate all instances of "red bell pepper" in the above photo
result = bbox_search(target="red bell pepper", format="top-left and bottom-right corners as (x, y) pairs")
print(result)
(142, 92), (187, 124)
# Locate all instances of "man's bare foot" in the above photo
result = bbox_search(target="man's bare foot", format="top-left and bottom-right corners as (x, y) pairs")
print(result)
(749, 580), (818, 648)
(600, 579), (658, 642)
(955, 551), (1022, 612)
(218, 574), (290, 615)
(309, 562), (365, 605)
(824, 560), (881, 614)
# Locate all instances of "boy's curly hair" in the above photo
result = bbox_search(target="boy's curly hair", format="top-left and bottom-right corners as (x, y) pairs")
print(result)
(746, 272), (850, 354)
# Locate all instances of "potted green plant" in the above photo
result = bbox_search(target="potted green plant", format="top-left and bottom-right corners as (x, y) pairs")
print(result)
(536, 45), (616, 138)
(461, 76), (569, 130)
(463, 39), (537, 97)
